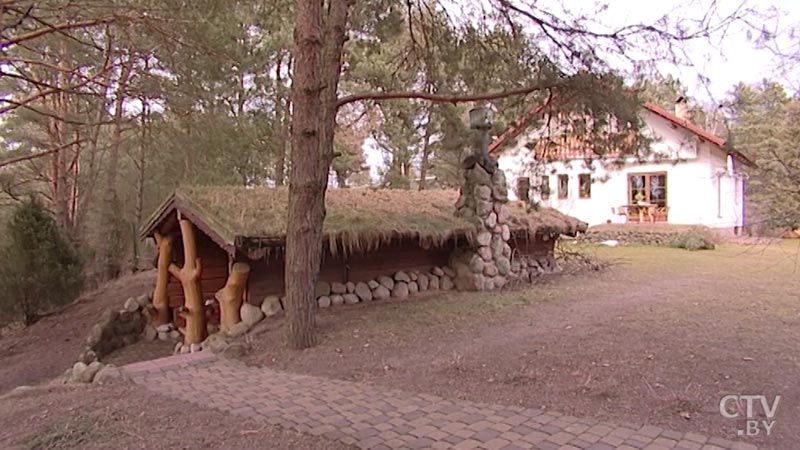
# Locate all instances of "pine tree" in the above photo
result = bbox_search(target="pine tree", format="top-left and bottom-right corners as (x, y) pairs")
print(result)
(0, 198), (84, 325)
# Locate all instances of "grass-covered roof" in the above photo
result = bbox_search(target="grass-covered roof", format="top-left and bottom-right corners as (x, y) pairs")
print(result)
(141, 186), (586, 255)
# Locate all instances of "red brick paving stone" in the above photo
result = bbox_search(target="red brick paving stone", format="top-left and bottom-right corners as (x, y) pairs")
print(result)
(730, 443), (758, 450)
(675, 441), (702, 450)
(123, 356), (758, 450)
(700, 446), (726, 450)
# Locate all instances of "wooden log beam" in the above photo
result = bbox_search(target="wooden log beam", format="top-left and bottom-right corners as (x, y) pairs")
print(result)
(168, 219), (206, 344)
(215, 262), (250, 332)
(152, 232), (174, 327)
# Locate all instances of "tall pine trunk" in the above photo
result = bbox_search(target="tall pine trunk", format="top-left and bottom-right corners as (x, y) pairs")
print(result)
(285, 0), (350, 349)
(101, 56), (133, 280)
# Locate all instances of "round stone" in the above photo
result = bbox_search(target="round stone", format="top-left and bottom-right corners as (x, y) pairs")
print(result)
(392, 281), (409, 299)
(330, 295), (345, 306)
(318, 296), (331, 308)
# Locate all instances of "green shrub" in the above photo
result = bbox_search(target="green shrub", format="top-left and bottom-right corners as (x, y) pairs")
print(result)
(0, 198), (84, 325)
(668, 228), (717, 251)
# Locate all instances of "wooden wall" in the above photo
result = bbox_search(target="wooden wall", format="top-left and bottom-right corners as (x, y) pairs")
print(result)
(245, 238), (452, 302)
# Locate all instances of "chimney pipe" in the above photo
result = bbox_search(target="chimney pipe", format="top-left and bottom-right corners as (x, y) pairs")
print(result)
(674, 96), (689, 121)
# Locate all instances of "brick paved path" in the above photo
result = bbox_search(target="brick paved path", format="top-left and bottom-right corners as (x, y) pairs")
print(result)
(122, 352), (756, 450)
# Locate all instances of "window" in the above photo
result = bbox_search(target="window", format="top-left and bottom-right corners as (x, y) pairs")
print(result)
(516, 177), (531, 202)
(558, 174), (569, 199)
(579, 174), (591, 199)
(628, 173), (667, 206)
(540, 176), (551, 200)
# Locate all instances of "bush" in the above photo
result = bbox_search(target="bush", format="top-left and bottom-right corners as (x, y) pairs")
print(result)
(0, 198), (84, 325)
(668, 228), (717, 251)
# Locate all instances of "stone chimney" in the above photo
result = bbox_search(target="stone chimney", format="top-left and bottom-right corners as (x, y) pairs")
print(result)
(451, 106), (524, 291)
(674, 96), (689, 121)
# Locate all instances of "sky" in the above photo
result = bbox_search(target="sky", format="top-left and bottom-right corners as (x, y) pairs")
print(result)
(366, 0), (798, 181)
(537, 0), (800, 102)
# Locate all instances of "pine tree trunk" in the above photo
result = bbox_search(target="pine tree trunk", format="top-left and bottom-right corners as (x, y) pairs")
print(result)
(101, 56), (133, 279)
(418, 110), (433, 190)
(285, 0), (350, 349)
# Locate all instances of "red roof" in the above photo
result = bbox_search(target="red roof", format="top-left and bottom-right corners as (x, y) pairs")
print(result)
(489, 99), (754, 167)
(640, 102), (725, 147)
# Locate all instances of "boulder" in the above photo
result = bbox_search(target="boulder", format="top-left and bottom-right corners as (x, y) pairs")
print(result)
(156, 323), (173, 333)
(240, 302), (264, 327)
(81, 361), (103, 383)
(86, 324), (104, 347)
(501, 224), (511, 241)
(476, 231), (492, 246)
(440, 276), (454, 290)
(417, 274), (429, 291)
(345, 281), (356, 293)
(157, 331), (170, 341)
(373, 285), (391, 300)
(261, 296), (282, 317)
(484, 263), (499, 277)
(190, 343), (202, 353)
(135, 294), (150, 308)
(331, 282), (347, 295)
(495, 204), (511, 224)
(482, 277), (496, 291)
(78, 349), (98, 365)
(354, 282), (373, 302)
(70, 362), (88, 383)
(484, 212), (497, 228)
(490, 234), (504, 257)
(179, 344), (190, 354)
(392, 281), (409, 299)
(476, 199), (493, 216)
(367, 280), (380, 289)
(431, 266), (445, 276)
(315, 281), (331, 297)
(118, 310), (133, 323)
(394, 271), (411, 283)
(318, 296), (332, 308)
(478, 246), (493, 262)
(168, 330), (180, 340)
(93, 364), (121, 384)
(409, 271), (419, 281)
(469, 255), (485, 274)
(443, 266), (456, 278)
(378, 275), (395, 290)
(227, 321), (249, 338)
(330, 295), (345, 306)
(467, 165), (492, 186)
(502, 243), (512, 258)
(174, 341), (183, 353)
(474, 184), (492, 200)
(429, 274), (440, 290)
(203, 333), (232, 353)
(408, 281), (419, 294)
(343, 293), (360, 304)
(510, 259), (521, 273)
(496, 257), (511, 276)
(493, 275), (507, 289)
(123, 297), (139, 312)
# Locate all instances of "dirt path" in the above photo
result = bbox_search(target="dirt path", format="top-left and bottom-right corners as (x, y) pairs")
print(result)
(244, 244), (800, 449)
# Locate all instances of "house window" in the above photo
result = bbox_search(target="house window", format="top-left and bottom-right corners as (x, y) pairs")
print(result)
(558, 174), (569, 199)
(540, 176), (550, 200)
(579, 174), (591, 199)
(516, 177), (531, 202)
(628, 173), (667, 206)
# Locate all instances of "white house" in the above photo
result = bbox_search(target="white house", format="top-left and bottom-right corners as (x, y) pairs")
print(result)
(490, 100), (752, 234)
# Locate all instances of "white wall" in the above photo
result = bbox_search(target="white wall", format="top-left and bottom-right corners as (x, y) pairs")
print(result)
(496, 108), (745, 230)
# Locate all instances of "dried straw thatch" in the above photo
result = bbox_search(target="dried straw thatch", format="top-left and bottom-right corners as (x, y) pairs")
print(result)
(141, 186), (586, 255)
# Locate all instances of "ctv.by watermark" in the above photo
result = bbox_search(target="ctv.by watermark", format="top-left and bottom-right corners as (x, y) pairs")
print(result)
(719, 394), (780, 437)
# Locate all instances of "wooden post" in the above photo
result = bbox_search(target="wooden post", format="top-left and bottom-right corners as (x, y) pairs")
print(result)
(215, 262), (250, 332)
(168, 219), (206, 344)
(152, 232), (174, 326)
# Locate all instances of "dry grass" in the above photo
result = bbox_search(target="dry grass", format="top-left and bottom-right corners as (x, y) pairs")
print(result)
(142, 186), (587, 254)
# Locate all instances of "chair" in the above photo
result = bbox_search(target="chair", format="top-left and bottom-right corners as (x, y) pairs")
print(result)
(613, 206), (628, 224)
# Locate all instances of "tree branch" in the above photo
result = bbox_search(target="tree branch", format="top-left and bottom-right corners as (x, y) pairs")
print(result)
(336, 80), (568, 109)
(0, 139), (83, 169)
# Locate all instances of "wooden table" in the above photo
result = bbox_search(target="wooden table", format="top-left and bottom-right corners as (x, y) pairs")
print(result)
(628, 203), (656, 223)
